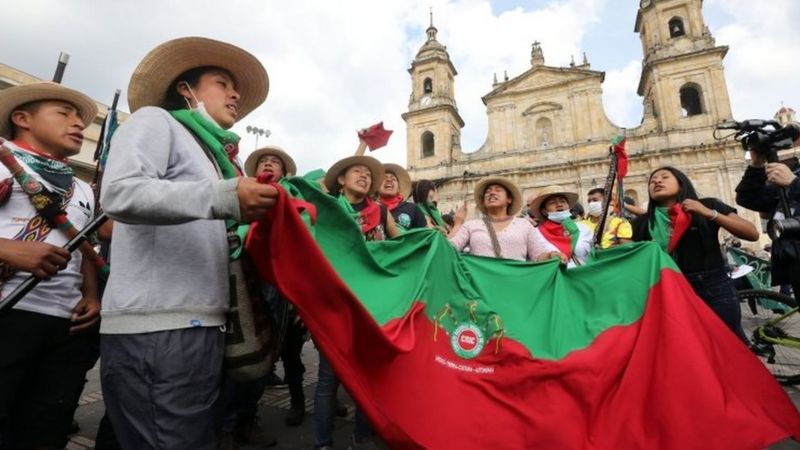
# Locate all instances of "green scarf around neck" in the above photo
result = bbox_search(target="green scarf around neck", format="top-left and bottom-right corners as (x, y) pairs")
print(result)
(562, 218), (580, 254)
(170, 109), (246, 260)
(424, 202), (446, 229)
(337, 194), (362, 224)
(170, 109), (241, 180)
(649, 207), (671, 252)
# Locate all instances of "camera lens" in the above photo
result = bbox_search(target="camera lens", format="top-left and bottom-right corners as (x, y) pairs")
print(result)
(769, 218), (800, 240)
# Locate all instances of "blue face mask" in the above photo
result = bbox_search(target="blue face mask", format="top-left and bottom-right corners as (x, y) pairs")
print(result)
(547, 210), (572, 223)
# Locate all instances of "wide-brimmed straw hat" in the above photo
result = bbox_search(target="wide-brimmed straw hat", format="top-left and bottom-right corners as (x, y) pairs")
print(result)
(474, 177), (523, 216)
(127, 36), (268, 120)
(529, 185), (579, 220)
(324, 155), (384, 196)
(382, 163), (412, 199)
(244, 145), (297, 177)
(0, 82), (97, 138)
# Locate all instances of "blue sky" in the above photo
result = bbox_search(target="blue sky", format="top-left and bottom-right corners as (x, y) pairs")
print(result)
(2, 0), (798, 171)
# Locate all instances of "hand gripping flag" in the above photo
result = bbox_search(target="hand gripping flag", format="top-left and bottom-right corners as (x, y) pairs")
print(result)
(246, 179), (800, 450)
(358, 122), (393, 151)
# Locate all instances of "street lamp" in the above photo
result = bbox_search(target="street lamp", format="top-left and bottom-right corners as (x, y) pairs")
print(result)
(246, 125), (271, 149)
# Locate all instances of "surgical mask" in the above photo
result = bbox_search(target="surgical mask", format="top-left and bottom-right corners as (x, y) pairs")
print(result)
(587, 201), (603, 217)
(182, 83), (225, 129)
(547, 210), (572, 223)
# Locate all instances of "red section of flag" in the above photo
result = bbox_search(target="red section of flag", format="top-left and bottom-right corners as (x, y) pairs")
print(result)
(613, 137), (628, 180)
(246, 187), (800, 449)
(667, 202), (691, 252)
(358, 122), (393, 151)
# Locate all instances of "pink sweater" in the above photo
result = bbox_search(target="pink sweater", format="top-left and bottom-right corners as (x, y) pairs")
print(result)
(448, 218), (557, 261)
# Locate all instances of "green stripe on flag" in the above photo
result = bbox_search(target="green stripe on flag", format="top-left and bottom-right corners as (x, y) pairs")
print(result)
(287, 178), (679, 360)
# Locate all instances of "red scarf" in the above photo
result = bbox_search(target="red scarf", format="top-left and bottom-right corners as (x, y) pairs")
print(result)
(539, 220), (572, 257)
(338, 195), (381, 235)
(379, 194), (404, 212)
(359, 197), (382, 234)
(667, 203), (692, 252)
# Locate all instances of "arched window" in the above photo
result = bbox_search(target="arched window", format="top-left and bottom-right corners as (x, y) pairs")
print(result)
(624, 189), (640, 207)
(679, 83), (703, 117)
(535, 117), (554, 148)
(669, 17), (685, 38)
(421, 131), (435, 158)
(423, 78), (433, 94)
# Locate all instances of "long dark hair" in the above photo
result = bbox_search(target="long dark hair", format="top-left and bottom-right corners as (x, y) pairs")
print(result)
(163, 65), (227, 110)
(645, 166), (699, 216)
(635, 166), (707, 239)
(412, 180), (437, 205)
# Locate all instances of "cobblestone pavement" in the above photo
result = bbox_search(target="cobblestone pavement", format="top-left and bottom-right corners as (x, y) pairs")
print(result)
(67, 341), (800, 450)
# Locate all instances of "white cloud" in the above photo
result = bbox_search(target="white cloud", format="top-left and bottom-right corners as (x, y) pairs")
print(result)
(2, 0), (795, 177)
(705, 0), (800, 121)
(429, 0), (608, 152)
(601, 59), (642, 128)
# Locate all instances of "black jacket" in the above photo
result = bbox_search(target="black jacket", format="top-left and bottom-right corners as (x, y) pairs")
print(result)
(735, 165), (800, 285)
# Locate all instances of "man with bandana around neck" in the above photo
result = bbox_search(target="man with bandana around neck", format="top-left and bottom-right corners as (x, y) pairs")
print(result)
(0, 81), (100, 450)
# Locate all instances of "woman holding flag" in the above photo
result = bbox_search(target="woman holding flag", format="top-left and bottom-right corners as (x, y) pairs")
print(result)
(449, 177), (555, 261)
(631, 167), (758, 341)
(530, 185), (593, 267)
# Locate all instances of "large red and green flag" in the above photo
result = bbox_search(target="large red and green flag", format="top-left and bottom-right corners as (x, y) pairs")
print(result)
(246, 179), (800, 450)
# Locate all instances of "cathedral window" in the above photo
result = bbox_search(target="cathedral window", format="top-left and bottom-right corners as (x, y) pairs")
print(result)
(669, 17), (686, 38)
(679, 84), (703, 117)
(423, 78), (433, 94)
(422, 131), (435, 157)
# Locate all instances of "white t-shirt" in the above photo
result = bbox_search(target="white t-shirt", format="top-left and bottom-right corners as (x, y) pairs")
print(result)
(0, 146), (94, 319)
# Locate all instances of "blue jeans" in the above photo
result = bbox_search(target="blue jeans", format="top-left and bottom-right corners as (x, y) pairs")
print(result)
(314, 352), (372, 448)
(684, 267), (748, 343)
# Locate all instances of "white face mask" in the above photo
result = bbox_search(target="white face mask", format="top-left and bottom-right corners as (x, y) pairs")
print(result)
(587, 201), (603, 217)
(182, 83), (224, 129)
(547, 210), (572, 223)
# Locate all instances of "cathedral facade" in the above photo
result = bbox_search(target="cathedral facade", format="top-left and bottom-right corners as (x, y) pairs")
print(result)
(402, 0), (764, 230)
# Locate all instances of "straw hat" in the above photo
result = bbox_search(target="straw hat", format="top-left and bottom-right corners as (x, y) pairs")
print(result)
(0, 82), (97, 138)
(529, 185), (579, 220)
(324, 155), (384, 196)
(474, 177), (523, 216)
(244, 145), (297, 177)
(382, 163), (412, 198)
(127, 36), (268, 120)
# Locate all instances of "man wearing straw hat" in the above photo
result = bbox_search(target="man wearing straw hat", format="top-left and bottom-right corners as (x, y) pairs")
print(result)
(449, 177), (555, 261)
(0, 82), (101, 450)
(529, 185), (593, 267)
(236, 146), (309, 433)
(378, 163), (426, 232)
(245, 145), (297, 182)
(99, 37), (274, 450)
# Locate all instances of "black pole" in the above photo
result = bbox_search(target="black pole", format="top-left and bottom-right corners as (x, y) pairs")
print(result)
(110, 88), (121, 111)
(0, 212), (109, 314)
(52, 52), (70, 83)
